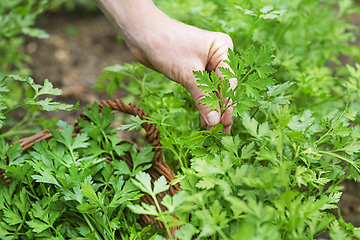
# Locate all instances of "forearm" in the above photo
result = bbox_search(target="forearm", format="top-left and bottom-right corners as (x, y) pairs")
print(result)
(92, 0), (168, 46)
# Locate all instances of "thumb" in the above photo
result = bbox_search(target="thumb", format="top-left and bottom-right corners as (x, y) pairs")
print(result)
(184, 77), (221, 127)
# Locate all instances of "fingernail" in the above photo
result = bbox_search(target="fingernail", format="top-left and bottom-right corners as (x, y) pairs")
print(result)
(206, 111), (220, 126)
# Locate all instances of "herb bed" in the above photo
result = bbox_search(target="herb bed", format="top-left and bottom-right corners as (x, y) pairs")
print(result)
(1, 100), (180, 239)
(2, 0), (360, 239)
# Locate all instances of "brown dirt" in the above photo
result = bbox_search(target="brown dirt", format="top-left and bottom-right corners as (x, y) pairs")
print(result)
(24, 10), (135, 125)
(334, 179), (360, 226)
(24, 8), (360, 230)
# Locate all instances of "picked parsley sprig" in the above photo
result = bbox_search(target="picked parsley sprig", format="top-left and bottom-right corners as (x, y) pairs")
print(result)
(195, 46), (276, 116)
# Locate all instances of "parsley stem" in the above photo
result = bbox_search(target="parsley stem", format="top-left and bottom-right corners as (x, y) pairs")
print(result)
(317, 150), (360, 174)
(69, 149), (77, 164)
(3, 103), (26, 115)
(90, 183), (115, 239)
(151, 193), (172, 237)
(163, 126), (186, 168)
(250, 108), (259, 119)
(315, 95), (350, 145)
(214, 225), (229, 240)
(27, 182), (40, 200)
(110, 151), (115, 162)
(7, 110), (31, 129)
(333, 172), (349, 187)
(221, 97), (232, 115)
(15, 215), (26, 238)
(239, 68), (254, 83)
(0, 129), (38, 139)
(82, 213), (103, 240)
(101, 206), (116, 240)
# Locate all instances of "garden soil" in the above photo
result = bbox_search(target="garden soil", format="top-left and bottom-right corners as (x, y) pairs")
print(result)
(23, 10), (138, 140)
(24, 9), (360, 228)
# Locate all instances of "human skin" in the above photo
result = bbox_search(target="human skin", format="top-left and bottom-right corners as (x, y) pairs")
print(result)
(92, 0), (235, 134)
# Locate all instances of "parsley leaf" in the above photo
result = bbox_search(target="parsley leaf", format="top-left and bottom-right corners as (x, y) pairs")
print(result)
(196, 46), (277, 117)
(50, 120), (89, 163)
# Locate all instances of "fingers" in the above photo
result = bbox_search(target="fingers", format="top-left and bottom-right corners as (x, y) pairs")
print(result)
(205, 32), (233, 72)
(187, 32), (235, 134)
(187, 64), (234, 134)
(189, 82), (222, 127)
(221, 106), (234, 134)
(210, 37), (236, 134)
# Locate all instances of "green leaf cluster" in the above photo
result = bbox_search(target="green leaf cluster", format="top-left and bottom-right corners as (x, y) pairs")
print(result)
(148, 104), (360, 239)
(102, 45), (360, 238)
(0, 103), (160, 240)
(0, 0), (49, 76)
(3, 0), (360, 239)
(0, 75), (78, 142)
(195, 46), (276, 116)
(95, 62), (203, 170)
(153, 0), (360, 116)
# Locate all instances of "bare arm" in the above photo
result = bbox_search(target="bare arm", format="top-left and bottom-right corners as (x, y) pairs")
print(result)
(93, 0), (235, 133)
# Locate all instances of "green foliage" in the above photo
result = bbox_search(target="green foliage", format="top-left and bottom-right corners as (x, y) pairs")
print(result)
(154, 0), (360, 113)
(0, 0), (49, 76)
(46, 0), (98, 12)
(195, 46), (276, 116)
(0, 1), (81, 143)
(95, 63), (202, 169)
(93, 1), (360, 236)
(0, 103), (159, 239)
(0, 75), (78, 142)
(133, 99), (360, 239)
(95, 40), (360, 238)
(2, 0), (360, 239)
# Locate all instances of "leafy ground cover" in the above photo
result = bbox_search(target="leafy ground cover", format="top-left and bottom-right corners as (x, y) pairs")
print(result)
(0, 101), (157, 239)
(2, 0), (360, 239)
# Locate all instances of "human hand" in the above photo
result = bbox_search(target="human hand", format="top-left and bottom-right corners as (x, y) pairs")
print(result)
(93, 0), (235, 133)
